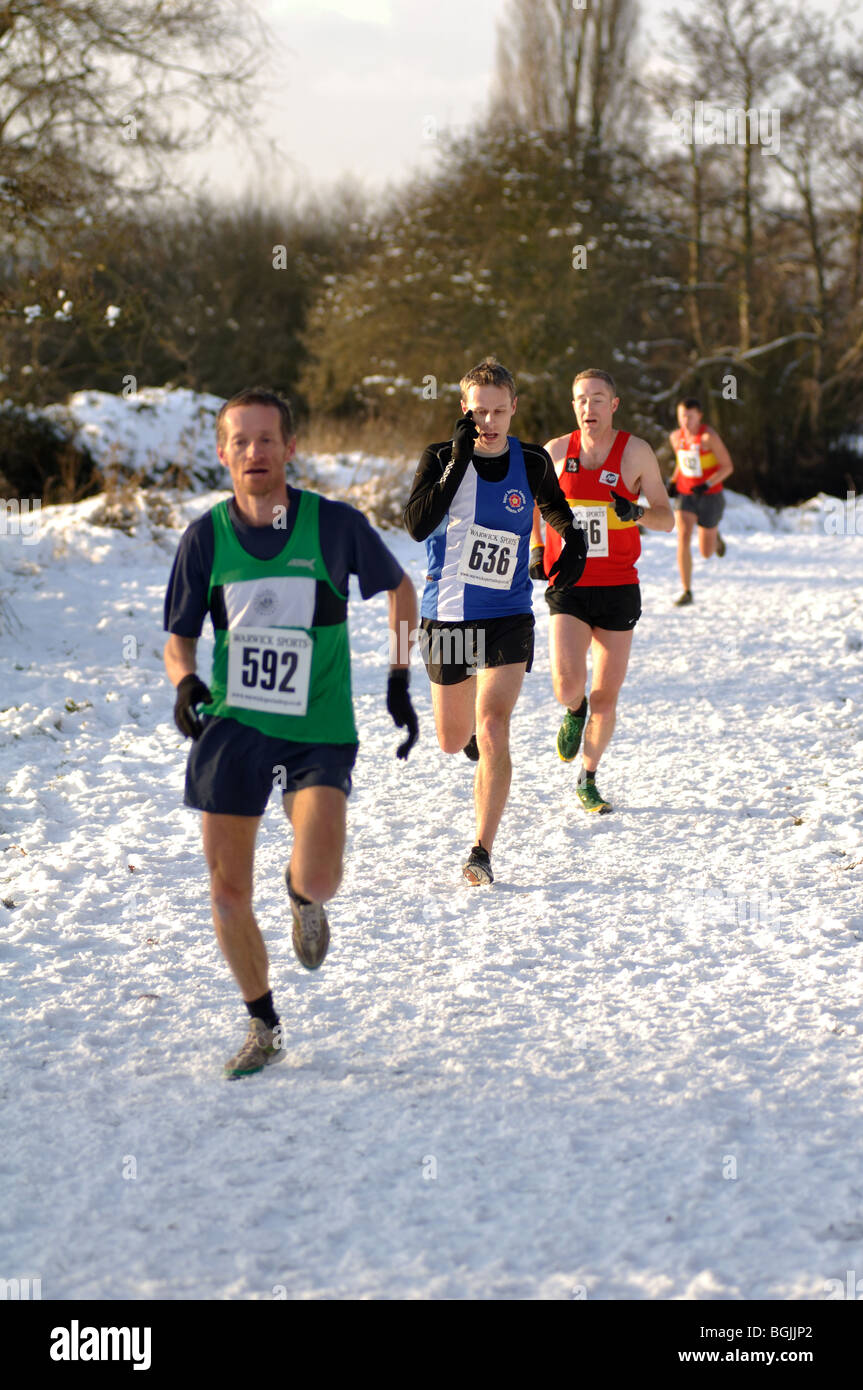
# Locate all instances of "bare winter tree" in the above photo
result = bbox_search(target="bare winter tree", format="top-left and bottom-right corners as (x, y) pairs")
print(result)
(490, 0), (638, 158)
(0, 1), (269, 241)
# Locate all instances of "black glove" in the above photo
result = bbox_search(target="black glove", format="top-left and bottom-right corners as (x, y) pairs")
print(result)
(529, 545), (546, 581)
(173, 673), (212, 740)
(666, 480), (678, 498)
(610, 490), (644, 523)
(451, 412), (478, 466)
(547, 524), (588, 591)
(693, 482), (710, 495)
(386, 669), (418, 760)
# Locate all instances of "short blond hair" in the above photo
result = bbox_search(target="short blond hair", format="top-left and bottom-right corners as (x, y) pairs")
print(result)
(460, 356), (517, 402)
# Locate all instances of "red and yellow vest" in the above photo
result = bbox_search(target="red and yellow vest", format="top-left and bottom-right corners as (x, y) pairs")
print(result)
(543, 430), (640, 586)
(671, 426), (722, 496)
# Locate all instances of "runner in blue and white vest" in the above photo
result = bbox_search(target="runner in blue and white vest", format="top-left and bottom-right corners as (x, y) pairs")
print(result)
(404, 356), (586, 886)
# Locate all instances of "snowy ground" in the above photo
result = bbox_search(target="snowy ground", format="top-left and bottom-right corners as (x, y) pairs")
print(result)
(1, 479), (862, 1301)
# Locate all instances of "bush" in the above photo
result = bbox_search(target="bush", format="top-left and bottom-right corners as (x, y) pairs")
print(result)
(0, 405), (98, 503)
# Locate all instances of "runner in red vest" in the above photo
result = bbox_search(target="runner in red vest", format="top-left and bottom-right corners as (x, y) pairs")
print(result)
(530, 370), (673, 813)
(668, 396), (735, 606)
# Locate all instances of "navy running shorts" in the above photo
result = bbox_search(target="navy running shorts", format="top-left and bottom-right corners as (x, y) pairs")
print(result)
(184, 715), (358, 816)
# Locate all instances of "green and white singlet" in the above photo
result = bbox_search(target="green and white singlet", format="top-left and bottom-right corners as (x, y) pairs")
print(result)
(203, 492), (356, 744)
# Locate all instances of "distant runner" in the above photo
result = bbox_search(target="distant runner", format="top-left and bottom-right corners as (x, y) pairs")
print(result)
(164, 387), (418, 1078)
(530, 369), (673, 813)
(668, 396), (734, 606)
(404, 356), (586, 885)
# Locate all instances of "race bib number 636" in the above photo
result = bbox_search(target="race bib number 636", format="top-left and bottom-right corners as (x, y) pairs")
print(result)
(456, 523), (519, 590)
(227, 626), (313, 716)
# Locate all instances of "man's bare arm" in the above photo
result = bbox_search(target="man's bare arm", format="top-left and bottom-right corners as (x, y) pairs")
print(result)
(388, 572), (418, 669)
(625, 439), (674, 532)
(164, 634), (198, 687)
(706, 428), (734, 486)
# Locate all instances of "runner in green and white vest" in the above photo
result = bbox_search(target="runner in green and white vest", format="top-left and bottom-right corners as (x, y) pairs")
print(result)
(164, 388), (418, 1079)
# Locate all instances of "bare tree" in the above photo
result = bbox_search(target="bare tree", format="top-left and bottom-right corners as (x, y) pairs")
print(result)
(490, 0), (637, 158)
(0, 1), (269, 241)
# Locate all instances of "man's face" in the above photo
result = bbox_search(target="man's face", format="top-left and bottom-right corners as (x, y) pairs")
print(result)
(572, 378), (618, 435)
(462, 384), (517, 454)
(217, 404), (295, 499)
(677, 403), (703, 437)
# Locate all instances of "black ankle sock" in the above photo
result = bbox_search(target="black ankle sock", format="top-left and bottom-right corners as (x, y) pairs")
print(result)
(570, 697), (588, 718)
(287, 872), (311, 906)
(578, 767), (596, 785)
(246, 991), (280, 1031)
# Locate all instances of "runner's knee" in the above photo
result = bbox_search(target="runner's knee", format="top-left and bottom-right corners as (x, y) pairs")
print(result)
(210, 869), (252, 915)
(553, 668), (585, 706)
(476, 710), (509, 757)
(439, 724), (472, 755)
(588, 687), (617, 718)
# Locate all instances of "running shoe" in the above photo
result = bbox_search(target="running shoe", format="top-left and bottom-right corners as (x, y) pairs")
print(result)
(463, 733), (479, 761)
(224, 1018), (285, 1079)
(463, 844), (493, 886)
(576, 774), (612, 814)
(674, 589), (693, 607)
(557, 705), (586, 762)
(716, 533), (726, 557)
(285, 869), (330, 969)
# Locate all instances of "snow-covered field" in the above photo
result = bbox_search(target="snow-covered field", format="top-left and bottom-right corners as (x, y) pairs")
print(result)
(1, 471), (862, 1301)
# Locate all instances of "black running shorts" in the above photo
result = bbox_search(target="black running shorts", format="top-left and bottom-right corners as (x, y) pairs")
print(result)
(419, 613), (535, 685)
(184, 715), (358, 816)
(545, 583), (642, 631)
(676, 490), (725, 529)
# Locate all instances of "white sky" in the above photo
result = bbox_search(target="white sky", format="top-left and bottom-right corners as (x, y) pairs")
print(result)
(189, 0), (848, 204)
(193, 0), (502, 201)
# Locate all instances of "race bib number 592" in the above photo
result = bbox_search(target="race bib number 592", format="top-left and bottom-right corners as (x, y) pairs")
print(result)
(227, 627), (313, 716)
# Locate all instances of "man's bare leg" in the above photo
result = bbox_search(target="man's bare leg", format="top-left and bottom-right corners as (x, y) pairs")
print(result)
(202, 812), (267, 1002)
(473, 662), (526, 851)
(283, 785), (347, 903)
(430, 674), (477, 753)
(549, 612), (592, 709)
(281, 784), (347, 970)
(698, 523), (719, 559)
(581, 629), (634, 774)
(676, 509), (695, 593)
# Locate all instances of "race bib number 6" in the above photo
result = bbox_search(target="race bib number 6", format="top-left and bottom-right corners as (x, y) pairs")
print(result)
(677, 447), (702, 479)
(570, 504), (608, 557)
(227, 626), (313, 716)
(456, 523), (519, 590)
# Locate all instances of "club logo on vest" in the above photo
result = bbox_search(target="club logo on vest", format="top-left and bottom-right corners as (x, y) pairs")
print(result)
(287, 557), (316, 571)
(252, 587), (280, 619)
(599, 470), (619, 487)
(502, 488), (527, 513)
(565, 456), (580, 472)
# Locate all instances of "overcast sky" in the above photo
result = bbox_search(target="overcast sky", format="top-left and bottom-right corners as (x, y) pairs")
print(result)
(190, 0), (845, 203)
(193, 0), (503, 201)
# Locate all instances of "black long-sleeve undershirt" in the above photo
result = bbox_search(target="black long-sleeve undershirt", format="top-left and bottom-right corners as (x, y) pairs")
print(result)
(404, 440), (574, 543)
